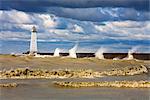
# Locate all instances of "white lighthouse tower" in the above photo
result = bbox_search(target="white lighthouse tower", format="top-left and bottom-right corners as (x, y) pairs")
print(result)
(29, 26), (37, 55)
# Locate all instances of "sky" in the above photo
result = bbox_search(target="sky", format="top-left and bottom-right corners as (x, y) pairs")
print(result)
(0, 0), (150, 53)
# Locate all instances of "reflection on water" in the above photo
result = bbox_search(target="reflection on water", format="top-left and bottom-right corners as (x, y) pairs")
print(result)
(1, 75), (150, 100)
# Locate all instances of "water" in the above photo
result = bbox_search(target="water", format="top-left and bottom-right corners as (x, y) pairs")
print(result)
(1, 74), (149, 100)
(95, 47), (105, 59)
(53, 48), (60, 57)
(127, 53), (134, 60)
(69, 44), (78, 58)
(124, 47), (139, 60)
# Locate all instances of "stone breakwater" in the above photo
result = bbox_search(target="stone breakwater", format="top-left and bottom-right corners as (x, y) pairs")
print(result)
(53, 81), (150, 88)
(0, 83), (18, 88)
(100, 65), (148, 76)
(0, 65), (148, 79)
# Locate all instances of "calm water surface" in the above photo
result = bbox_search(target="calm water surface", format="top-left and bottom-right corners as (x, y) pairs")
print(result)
(1, 75), (150, 100)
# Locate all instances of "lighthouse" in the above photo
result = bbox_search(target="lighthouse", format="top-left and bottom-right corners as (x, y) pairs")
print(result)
(29, 26), (37, 55)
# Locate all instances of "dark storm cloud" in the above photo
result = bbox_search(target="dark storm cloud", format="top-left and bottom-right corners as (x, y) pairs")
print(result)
(0, 0), (149, 11)
(47, 7), (150, 22)
(1, 0), (149, 22)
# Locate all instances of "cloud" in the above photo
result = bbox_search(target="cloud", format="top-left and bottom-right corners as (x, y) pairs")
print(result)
(36, 14), (58, 28)
(47, 7), (150, 22)
(1, 0), (149, 11)
(0, 10), (32, 24)
(16, 24), (37, 31)
(94, 21), (150, 40)
(0, 10), (150, 46)
(0, 31), (30, 40)
(71, 24), (84, 33)
(0, 10), (58, 31)
(0, 10), (36, 31)
(106, 21), (147, 28)
(0, 1), (149, 22)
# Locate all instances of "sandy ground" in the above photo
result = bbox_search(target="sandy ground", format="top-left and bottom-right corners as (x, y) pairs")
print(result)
(0, 54), (150, 71)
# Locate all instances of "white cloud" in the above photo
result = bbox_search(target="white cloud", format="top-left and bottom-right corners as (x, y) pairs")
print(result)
(49, 29), (70, 36)
(36, 14), (58, 28)
(0, 10), (32, 24)
(0, 31), (30, 40)
(16, 24), (38, 31)
(108, 21), (147, 28)
(0, 10), (58, 31)
(72, 24), (84, 33)
(94, 21), (150, 40)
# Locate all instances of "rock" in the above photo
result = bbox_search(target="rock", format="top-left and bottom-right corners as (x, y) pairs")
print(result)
(0, 65), (148, 79)
(53, 81), (150, 88)
(0, 83), (18, 88)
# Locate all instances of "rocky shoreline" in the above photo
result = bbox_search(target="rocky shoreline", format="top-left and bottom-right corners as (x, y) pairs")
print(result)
(1, 81), (150, 88)
(0, 83), (18, 88)
(53, 81), (150, 88)
(0, 65), (148, 79)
